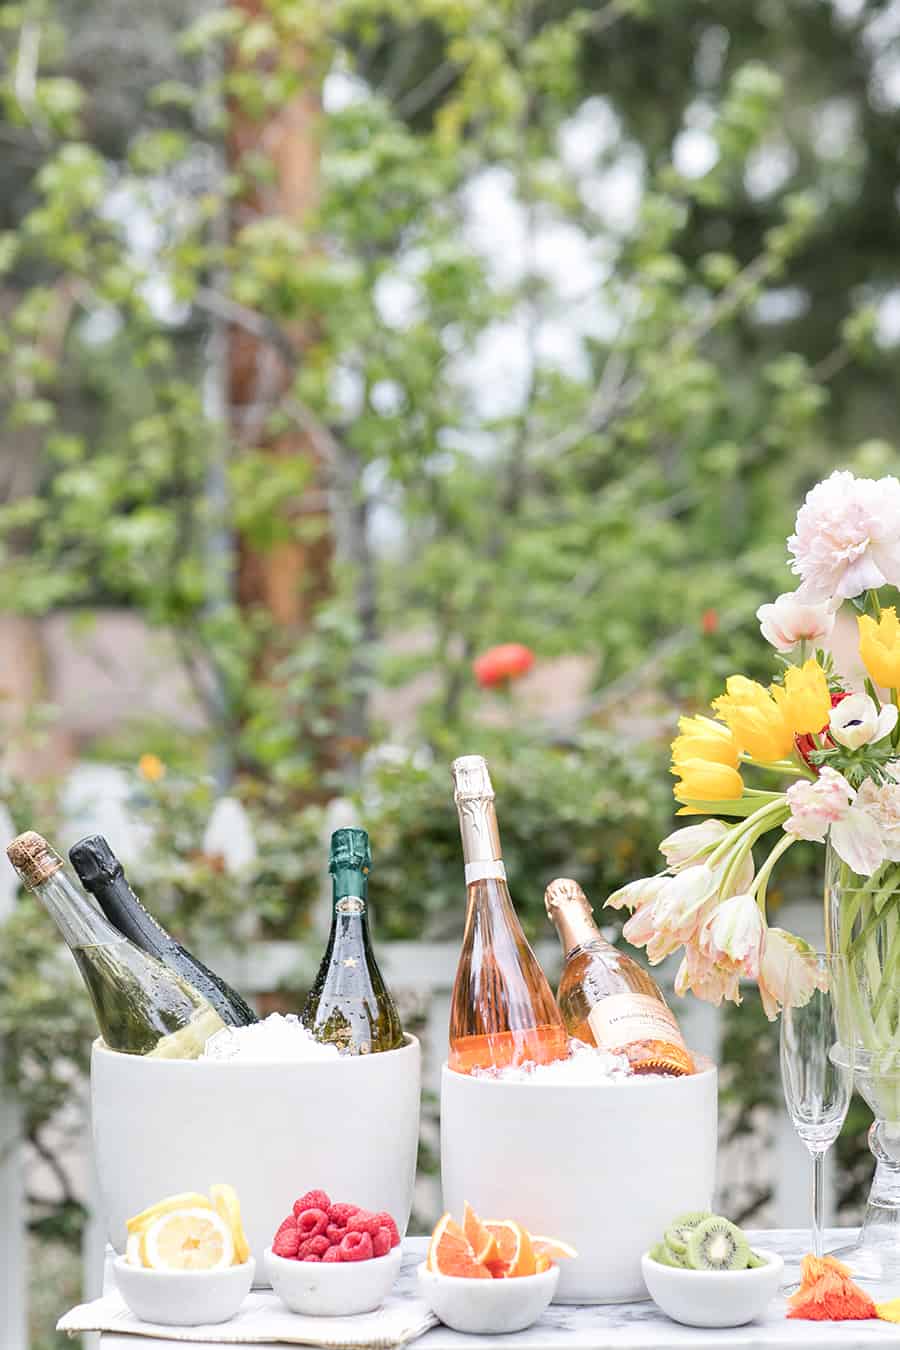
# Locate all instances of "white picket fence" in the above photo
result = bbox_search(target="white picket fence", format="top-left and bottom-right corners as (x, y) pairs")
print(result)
(0, 929), (828, 1349)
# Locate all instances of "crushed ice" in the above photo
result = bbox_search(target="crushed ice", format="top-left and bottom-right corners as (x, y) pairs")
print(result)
(468, 1037), (636, 1083)
(201, 1012), (342, 1063)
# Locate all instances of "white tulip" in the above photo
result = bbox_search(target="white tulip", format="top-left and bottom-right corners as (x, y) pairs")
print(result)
(829, 692), (898, 750)
(756, 590), (835, 654)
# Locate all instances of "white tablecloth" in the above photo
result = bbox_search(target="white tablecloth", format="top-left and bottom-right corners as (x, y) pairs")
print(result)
(77, 1230), (900, 1349)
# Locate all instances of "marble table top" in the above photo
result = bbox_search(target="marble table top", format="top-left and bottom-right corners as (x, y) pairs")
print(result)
(97, 1230), (900, 1349)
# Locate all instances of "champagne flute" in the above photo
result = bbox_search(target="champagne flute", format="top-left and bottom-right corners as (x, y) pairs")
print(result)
(780, 951), (854, 1270)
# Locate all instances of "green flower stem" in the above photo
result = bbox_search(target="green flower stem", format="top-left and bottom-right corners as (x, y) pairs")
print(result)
(837, 859), (900, 1071)
(713, 802), (790, 896)
(868, 588), (883, 619)
(740, 755), (812, 778)
(675, 792), (782, 817)
(753, 834), (795, 914)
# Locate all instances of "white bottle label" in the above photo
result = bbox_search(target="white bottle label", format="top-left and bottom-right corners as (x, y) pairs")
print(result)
(587, 992), (686, 1054)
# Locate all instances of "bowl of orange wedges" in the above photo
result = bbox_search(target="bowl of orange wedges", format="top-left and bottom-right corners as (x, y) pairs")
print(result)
(417, 1203), (575, 1334)
(113, 1184), (255, 1326)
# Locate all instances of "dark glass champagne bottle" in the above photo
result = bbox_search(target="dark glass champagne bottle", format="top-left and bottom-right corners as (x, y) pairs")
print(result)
(69, 835), (256, 1027)
(7, 832), (226, 1057)
(301, 828), (403, 1054)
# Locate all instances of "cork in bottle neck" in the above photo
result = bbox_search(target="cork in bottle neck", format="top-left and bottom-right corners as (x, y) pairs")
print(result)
(544, 877), (605, 955)
(7, 832), (64, 889)
(451, 754), (505, 884)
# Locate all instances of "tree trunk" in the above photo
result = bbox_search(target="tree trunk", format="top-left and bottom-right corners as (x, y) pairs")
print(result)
(227, 7), (332, 675)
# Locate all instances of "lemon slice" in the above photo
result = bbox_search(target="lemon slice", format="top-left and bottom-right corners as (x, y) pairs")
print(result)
(142, 1207), (234, 1272)
(127, 1192), (212, 1235)
(209, 1183), (250, 1265)
(125, 1234), (143, 1267)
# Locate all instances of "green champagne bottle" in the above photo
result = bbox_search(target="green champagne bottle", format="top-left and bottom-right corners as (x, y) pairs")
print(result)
(69, 835), (257, 1027)
(301, 828), (403, 1054)
(6, 832), (226, 1058)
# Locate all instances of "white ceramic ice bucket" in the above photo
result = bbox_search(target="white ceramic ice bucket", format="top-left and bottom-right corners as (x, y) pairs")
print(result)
(91, 1034), (421, 1267)
(441, 1059), (717, 1303)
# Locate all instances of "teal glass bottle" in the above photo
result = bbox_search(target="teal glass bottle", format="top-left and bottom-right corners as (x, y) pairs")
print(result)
(301, 828), (403, 1054)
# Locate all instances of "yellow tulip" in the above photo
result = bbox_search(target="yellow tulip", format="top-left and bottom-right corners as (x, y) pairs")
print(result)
(770, 659), (831, 736)
(672, 715), (740, 770)
(671, 758), (744, 804)
(712, 676), (794, 762)
(859, 608), (900, 689)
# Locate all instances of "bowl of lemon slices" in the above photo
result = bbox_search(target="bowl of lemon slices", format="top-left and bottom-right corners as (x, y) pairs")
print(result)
(113, 1184), (255, 1326)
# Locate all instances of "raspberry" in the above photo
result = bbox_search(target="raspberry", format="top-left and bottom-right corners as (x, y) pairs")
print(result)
(273, 1227), (301, 1259)
(294, 1190), (331, 1217)
(323, 1244), (342, 1263)
(372, 1227), (392, 1258)
(326, 1223), (349, 1245)
(296, 1208), (329, 1239)
(275, 1215), (298, 1239)
(298, 1235), (330, 1258)
(328, 1202), (359, 1225)
(301, 1253), (322, 1262)
(340, 1230), (374, 1262)
(347, 1210), (381, 1238)
(372, 1212), (400, 1248)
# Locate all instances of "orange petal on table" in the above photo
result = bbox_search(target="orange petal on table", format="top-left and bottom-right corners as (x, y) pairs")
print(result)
(427, 1213), (492, 1278)
(786, 1254), (876, 1321)
(483, 1220), (536, 1278)
(462, 1202), (498, 1265)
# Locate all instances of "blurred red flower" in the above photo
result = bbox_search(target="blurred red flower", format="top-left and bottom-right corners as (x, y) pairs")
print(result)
(473, 643), (535, 688)
(701, 609), (719, 634)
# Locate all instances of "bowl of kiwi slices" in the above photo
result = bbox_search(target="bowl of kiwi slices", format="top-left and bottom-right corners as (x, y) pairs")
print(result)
(641, 1212), (783, 1328)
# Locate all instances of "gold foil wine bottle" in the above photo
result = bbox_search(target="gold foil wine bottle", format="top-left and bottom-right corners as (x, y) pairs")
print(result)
(448, 755), (569, 1073)
(6, 832), (226, 1058)
(301, 827), (403, 1054)
(545, 877), (694, 1075)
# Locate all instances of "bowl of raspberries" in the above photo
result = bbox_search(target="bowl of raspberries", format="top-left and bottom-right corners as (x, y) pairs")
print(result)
(264, 1189), (403, 1316)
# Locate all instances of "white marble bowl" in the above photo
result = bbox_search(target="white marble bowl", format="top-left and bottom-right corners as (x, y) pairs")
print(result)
(113, 1255), (255, 1326)
(641, 1249), (784, 1328)
(441, 1058), (717, 1303)
(91, 1036), (420, 1270)
(417, 1262), (559, 1334)
(265, 1246), (402, 1316)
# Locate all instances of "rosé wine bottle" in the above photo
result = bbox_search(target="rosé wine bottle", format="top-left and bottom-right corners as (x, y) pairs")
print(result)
(448, 756), (569, 1074)
(545, 877), (693, 1076)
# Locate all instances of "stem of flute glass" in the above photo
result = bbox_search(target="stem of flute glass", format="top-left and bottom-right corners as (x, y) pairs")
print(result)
(811, 1150), (825, 1259)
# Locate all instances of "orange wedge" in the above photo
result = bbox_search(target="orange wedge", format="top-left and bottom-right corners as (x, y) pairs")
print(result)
(428, 1213), (492, 1278)
(535, 1253), (552, 1274)
(463, 1201), (498, 1265)
(531, 1235), (578, 1262)
(484, 1219), (536, 1278)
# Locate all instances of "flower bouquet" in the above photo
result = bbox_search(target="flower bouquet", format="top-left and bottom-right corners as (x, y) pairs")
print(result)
(610, 468), (900, 1278)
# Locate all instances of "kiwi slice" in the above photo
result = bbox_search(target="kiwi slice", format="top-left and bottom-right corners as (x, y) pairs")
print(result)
(660, 1241), (689, 1268)
(664, 1210), (712, 1255)
(686, 1216), (750, 1272)
(747, 1250), (767, 1269)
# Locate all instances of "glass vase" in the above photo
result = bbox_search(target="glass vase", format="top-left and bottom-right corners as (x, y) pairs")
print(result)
(826, 840), (900, 1286)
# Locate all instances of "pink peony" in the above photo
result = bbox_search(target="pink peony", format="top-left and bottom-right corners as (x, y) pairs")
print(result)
(788, 469), (900, 602)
